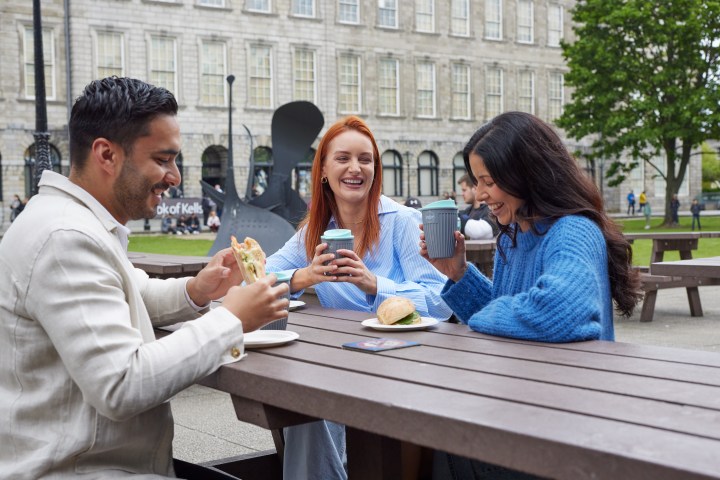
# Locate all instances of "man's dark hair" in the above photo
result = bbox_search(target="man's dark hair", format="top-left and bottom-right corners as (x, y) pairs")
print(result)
(457, 173), (471, 186)
(69, 77), (178, 170)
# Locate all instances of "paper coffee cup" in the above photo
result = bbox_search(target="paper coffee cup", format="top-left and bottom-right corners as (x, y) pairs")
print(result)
(420, 199), (458, 259)
(262, 271), (292, 330)
(321, 229), (354, 276)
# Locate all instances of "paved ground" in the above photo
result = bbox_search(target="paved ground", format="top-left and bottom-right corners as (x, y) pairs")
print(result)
(170, 284), (720, 465)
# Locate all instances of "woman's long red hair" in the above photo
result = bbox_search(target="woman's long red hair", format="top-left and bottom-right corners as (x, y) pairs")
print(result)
(300, 116), (382, 261)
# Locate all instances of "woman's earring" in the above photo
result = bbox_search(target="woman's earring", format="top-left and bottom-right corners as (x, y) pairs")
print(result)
(321, 176), (328, 184)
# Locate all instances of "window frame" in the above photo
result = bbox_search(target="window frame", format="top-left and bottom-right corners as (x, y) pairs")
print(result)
(416, 62), (436, 118)
(451, 63), (471, 120)
(149, 35), (178, 95)
(199, 40), (228, 106)
(484, 0), (503, 40)
(378, 0), (398, 28)
(338, 53), (362, 114)
(516, 0), (534, 43)
(338, 0), (360, 24)
(378, 58), (400, 116)
(417, 150), (439, 196)
(248, 44), (274, 109)
(450, 0), (470, 36)
(23, 26), (57, 100)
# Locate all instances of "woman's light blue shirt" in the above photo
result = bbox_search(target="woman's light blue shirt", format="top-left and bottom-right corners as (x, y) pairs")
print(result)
(266, 195), (452, 320)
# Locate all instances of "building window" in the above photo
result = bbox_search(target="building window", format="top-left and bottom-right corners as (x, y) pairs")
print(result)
(292, 0), (315, 16)
(96, 31), (124, 79)
(517, 0), (533, 43)
(548, 72), (564, 121)
(338, 54), (361, 113)
(150, 36), (177, 94)
(293, 49), (316, 103)
(198, 0), (224, 6)
(23, 27), (56, 100)
(247, 0), (270, 12)
(485, 0), (502, 40)
(252, 146), (273, 197)
(417, 151), (439, 196)
(338, 0), (359, 24)
(382, 150), (403, 197)
(485, 67), (503, 119)
(200, 41), (226, 106)
(548, 4), (563, 47)
(450, 0), (469, 36)
(416, 0), (435, 33)
(451, 63), (471, 119)
(517, 70), (534, 114)
(293, 148), (314, 199)
(416, 62), (436, 118)
(249, 45), (273, 108)
(452, 152), (466, 187)
(23, 143), (61, 198)
(378, 0), (397, 28)
(378, 58), (399, 115)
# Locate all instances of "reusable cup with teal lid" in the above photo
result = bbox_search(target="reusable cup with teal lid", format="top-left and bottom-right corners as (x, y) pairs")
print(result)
(420, 199), (459, 259)
(262, 271), (292, 331)
(321, 229), (354, 276)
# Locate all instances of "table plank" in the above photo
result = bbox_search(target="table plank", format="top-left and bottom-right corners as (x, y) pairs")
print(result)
(210, 351), (720, 479)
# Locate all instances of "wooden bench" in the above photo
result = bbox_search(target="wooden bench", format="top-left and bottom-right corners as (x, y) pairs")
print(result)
(625, 232), (720, 322)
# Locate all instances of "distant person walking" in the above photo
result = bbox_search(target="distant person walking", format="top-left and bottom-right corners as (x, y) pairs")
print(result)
(9, 194), (24, 222)
(670, 194), (680, 225)
(626, 190), (636, 215)
(691, 199), (702, 231)
(643, 202), (652, 229)
(638, 191), (647, 214)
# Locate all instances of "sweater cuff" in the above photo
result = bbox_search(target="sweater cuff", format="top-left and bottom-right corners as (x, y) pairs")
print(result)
(441, 263), (492, 323)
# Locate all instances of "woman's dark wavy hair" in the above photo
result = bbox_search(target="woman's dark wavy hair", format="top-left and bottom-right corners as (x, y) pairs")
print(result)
(463, 111), (641, 317)
(69, 76), (178, 170)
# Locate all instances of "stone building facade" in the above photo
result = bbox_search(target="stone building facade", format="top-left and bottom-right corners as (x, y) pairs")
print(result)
(0, 0), (701, 232)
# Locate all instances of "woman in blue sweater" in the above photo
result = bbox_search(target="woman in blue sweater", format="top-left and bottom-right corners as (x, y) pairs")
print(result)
(423, 112), (641, 478)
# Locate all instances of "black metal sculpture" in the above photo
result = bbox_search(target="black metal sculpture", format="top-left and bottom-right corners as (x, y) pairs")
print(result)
(248, 101), (324, 227)
(203, 77), (324, 257)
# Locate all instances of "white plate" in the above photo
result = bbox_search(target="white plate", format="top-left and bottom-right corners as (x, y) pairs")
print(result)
(361, 317), (439, 331)
(289, 300), (306, 311)
(244, 330), (299, 349)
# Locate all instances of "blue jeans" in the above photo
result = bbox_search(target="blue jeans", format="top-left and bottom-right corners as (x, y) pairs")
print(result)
(283, 420), (347, 480)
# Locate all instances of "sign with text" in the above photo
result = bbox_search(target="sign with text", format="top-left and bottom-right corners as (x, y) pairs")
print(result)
(154, 197), (203, 218)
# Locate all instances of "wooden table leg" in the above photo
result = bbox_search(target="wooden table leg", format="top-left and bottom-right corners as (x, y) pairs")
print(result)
(679, 249), (704, 317)
(346, 427), (403, 480)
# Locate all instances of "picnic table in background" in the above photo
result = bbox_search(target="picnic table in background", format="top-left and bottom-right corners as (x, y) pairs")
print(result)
(624, 232), (720, 322)
(127, 252), (211, 278)
(464, 239), (496, 277)
(156, 303), (720, 480)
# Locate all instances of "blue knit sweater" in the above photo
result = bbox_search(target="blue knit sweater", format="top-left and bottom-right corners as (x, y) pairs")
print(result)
(441, 215), (614, 342)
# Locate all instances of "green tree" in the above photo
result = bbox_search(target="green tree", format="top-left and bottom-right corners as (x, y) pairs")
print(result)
(557, 1), (720, 225)
(701, 142), (720, 190)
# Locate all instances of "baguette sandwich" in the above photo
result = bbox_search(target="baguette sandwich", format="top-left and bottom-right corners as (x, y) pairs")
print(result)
(231, 236), (266, 284)
(377, 296), (421, 325)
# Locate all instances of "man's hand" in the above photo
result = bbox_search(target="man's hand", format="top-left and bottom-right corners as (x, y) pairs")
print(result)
(221, 274), (290, 332)
(186, 248), (243, 306)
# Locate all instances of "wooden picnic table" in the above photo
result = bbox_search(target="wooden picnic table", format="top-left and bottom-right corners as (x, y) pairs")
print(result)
(158, 304), (720, 480)
(652, 256), (720, 279)
(623, 232), (720, 322)
(464, 239), (496, 277)
(127, 252), (211, 278)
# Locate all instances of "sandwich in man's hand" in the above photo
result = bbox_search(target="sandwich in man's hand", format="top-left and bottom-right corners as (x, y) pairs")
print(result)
(230, 236), (266, 284)
(377, 296), (421, 325)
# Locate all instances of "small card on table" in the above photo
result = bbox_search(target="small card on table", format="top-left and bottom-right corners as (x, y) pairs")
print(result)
(342, 338), (420, 353)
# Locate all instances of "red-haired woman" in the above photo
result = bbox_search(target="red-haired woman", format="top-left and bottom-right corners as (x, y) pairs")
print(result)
(266, 116), (452, 479)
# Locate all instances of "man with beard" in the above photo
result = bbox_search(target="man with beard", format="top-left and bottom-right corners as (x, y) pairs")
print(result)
(457, 173), (498, 239)
(0, 77), (289, 479)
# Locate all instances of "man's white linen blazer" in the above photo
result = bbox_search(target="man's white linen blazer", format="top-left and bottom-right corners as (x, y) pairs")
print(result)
(0, 171), (245, 478)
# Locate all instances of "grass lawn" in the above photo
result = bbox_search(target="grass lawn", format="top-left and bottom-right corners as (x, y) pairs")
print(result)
(128, 234), (213, 256)
(127, 214), (720, 266)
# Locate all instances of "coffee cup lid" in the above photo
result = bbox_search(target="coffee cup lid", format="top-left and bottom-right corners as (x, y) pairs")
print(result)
(322, 229), (354, 239)
(273, 271), (292, 282)
(420, 199), (458, 211)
